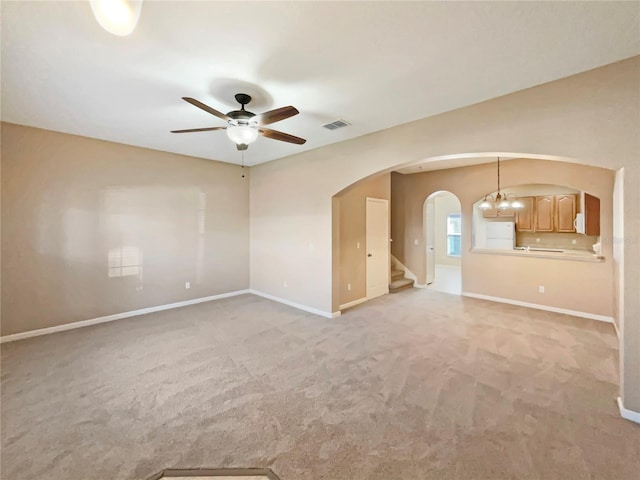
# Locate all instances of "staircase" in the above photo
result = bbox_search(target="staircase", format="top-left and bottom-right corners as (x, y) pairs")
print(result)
(389, 267), (414, 293)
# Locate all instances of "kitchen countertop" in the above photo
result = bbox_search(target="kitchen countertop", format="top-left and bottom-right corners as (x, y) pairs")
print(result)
(471, 247), (604, 262)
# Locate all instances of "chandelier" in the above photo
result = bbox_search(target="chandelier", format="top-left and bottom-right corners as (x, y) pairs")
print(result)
(479, 157), (523, 210)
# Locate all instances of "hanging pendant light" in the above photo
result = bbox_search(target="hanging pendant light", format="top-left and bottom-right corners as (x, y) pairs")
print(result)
(478, 157), (523, 210)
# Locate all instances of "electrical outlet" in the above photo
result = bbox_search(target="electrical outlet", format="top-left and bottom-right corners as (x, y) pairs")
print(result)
(356, 242), (360, 249)
(539, 285), (545, 293)
(414, 239), (419, 245)
(572, 239), (577, 245)
(536, 238), (541, 243)
(185, 281), (191, 289)
(347, 283), (351, 291)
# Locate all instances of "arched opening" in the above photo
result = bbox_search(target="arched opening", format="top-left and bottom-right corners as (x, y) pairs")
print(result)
(332, 153), (619, 322)
(333, 172), (391, 311)
(424, 191), (462, 295)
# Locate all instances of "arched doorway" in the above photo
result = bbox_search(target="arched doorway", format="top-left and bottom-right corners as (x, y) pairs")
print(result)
(424, 191), (462, 294)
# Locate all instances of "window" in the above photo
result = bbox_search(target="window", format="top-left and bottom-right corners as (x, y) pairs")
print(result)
(447, 214), (461, 257)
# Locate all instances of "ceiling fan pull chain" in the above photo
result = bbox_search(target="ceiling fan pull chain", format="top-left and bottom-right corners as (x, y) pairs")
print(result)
(241, 151), (245, 178)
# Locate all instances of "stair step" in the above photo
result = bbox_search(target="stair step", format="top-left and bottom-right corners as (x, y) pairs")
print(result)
(389, 278), (414, 292)
(391, 269), (405, 281)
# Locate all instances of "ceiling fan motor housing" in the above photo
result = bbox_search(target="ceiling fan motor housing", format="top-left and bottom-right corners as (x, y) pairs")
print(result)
(228, 93), (256, 125)
(228, 110), (256, 125)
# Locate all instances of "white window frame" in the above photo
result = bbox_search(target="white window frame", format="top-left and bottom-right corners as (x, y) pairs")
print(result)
(446, 213), (461, 257)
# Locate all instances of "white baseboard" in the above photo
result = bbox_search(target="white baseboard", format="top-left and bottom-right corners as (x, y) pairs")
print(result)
(249, 289), (339, 318)
(618, 397), (640, 424)
(612, 320), (620, 340)
(339, 297), (368, 310)
(461, 292), (614, 324)
(414, 283), (428, 289)
(0, 290), (252, 344)
(1, 289), (341, 343)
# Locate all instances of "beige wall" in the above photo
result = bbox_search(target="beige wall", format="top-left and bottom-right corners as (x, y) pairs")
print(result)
(1, 123), (250, 336)
(433, 193), (461, 266)
(250, 57), (640, 411)
(391, 159), (614, 317)
(335, 174), (390, 306)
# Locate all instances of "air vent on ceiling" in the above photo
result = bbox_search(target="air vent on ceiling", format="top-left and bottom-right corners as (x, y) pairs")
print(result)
(323, 119), (351, 130)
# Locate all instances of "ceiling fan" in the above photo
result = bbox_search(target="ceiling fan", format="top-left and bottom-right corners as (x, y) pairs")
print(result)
(171, 93), (306, 151)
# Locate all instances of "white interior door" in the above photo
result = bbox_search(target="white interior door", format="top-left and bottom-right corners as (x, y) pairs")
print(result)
(426, 198), (435, 285)
(366, 197), (389, 299)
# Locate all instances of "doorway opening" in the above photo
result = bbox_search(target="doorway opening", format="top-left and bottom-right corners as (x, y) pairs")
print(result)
(366, 197), (390, 299)
(424, 191), (461, 295)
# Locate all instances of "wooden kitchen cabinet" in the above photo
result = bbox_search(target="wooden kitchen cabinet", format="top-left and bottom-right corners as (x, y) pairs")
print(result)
(556, 194), (577, 232)
(483, 192), (592, 234)
(515, 197), (534, 232)
(534, 196), (555, 232)
(583, 192), (600, 235)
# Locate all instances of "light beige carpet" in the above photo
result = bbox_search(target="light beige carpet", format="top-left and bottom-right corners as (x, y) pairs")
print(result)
(1, 291), (639, 479)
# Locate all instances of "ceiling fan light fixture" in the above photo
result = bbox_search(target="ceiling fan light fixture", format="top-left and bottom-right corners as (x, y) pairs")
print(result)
(90, 0), (143, 36)
(226, 125), (259, 145)
(171, 94), (305, 151)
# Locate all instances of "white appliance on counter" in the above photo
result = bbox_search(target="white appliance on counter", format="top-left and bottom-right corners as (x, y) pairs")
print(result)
(485, 221), (515, 250)
(574, 213), (585, 234)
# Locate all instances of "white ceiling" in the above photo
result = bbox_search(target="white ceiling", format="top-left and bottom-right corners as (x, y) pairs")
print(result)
(2, 1), (639, 166)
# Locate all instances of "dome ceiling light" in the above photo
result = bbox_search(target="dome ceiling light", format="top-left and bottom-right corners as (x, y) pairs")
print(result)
(90, 0), (143, 36)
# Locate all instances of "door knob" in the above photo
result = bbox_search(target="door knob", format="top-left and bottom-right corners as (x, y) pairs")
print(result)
(367, 253), (373, 257)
